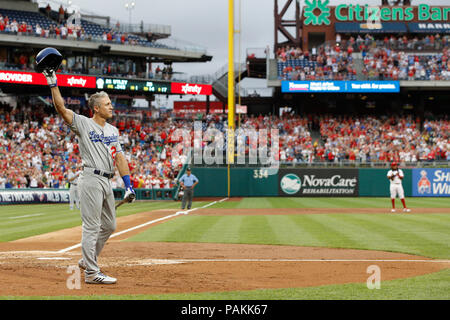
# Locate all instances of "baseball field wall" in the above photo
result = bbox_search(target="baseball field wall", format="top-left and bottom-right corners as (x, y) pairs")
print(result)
(0, 168), (447, 204)
(191, 167), (279, 197)
(358, 169), (412, 197)
(191, 167), (449, 198)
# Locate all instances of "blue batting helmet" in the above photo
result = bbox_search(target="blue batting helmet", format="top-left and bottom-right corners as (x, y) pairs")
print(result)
(35, 47), (63, 73)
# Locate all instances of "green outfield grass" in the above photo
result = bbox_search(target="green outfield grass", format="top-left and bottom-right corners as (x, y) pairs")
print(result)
(211, 197), (450, 209)
(127, 213), (450, 259)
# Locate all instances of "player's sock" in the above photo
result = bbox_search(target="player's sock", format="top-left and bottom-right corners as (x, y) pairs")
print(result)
(401, 198), (406, 208)
(391, 199), (395, 209)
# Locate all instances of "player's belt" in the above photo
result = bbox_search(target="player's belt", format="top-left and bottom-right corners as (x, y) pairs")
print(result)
(93, 169), (114, 179)
(83, 167), (114, 179)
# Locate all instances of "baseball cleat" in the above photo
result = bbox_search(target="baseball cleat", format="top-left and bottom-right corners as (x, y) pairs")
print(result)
(391, 209), (396, 213)
(78, 259), (86, 270)
(403, 208), (411, 213)
(85, 272), (117, 284)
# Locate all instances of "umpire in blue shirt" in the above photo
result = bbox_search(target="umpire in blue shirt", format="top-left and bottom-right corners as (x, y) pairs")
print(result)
(179, 168), (199, 210)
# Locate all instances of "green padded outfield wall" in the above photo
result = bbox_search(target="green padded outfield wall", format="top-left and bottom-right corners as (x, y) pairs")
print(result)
(191, 167), (279, 197)
(192, 167), (413, 197)
(358, 168), (412, 197)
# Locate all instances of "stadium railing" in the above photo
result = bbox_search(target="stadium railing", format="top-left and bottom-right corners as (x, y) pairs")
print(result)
(191, 159), (449, 169)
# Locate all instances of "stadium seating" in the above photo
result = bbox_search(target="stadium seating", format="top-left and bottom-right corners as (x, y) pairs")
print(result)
(0, 8), (171, 50)
(0, 8), (54, 31)
(277, 35), (450, 81)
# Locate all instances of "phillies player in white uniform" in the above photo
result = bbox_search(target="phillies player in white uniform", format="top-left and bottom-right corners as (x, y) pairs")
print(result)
(387, 162), (410, 213)
(43, 69), (135, 284)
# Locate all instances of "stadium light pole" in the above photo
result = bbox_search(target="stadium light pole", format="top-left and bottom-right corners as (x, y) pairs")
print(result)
(227, 0), (236, 198)
(125, 1), (135, 32)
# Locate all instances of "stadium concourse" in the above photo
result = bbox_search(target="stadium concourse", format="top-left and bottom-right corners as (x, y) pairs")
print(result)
(0, 98), (448, 189)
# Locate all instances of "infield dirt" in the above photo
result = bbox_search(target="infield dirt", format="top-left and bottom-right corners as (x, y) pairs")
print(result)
(0, 208), (448, 296)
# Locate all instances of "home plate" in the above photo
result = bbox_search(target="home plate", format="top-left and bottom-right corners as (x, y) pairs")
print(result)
(128, 259), (184, 266)
(37, 257), (71, 260)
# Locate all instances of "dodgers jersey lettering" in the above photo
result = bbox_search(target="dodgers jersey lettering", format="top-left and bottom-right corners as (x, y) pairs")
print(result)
(69, 113), (123, 172)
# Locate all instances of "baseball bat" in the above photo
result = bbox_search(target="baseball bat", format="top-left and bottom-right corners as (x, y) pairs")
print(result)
(115, 193), (136, 210)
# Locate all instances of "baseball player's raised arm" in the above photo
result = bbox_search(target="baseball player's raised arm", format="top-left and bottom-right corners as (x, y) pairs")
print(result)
(50, 85), (74, 125)
(43, 70), (74, 125)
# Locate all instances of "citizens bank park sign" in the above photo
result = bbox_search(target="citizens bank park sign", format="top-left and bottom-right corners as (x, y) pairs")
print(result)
(0, 70), (212, 95)
(303, 0), (450, 25)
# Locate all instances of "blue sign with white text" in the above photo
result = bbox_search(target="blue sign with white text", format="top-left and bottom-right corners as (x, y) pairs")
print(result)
(412, 168), (450, 197)
(281, 81), (400, 93)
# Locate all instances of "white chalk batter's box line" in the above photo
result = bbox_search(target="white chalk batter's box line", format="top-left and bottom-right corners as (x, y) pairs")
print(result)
(0, 256), (444, 264)
(35, 258), (450, 264)
(57, 197), (229, 253)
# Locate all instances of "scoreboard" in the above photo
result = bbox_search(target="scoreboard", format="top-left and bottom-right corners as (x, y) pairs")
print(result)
(96, 77), (170, 93)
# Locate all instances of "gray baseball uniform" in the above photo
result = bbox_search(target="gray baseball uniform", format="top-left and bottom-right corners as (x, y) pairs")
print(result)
(68, 170), (80, 210)
(69, 113), (123, 277)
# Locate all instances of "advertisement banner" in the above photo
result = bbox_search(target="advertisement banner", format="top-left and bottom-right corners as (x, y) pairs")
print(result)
(0, 70), (47, 85)
(278, 169), (359, 197)
(0, 189), (70, 204)
(42, 96), (86, 106)
(0, 70), (96, 88)
(173, 101), (225, 114)
(408, 22), (450, 34)
(171, 82), (213, 95)
(281, 81), (400, 93)
(412, 168), (450, 197)
(57, 74), (97, 88)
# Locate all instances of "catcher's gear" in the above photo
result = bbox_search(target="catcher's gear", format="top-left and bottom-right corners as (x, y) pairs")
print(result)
(35, 47), (63, 73)
(42, 69), (57, 88)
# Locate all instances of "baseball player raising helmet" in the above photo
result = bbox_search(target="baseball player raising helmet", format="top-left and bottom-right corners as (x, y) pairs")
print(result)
(387, 162), (411, 213)
(41, 50), (135, 284)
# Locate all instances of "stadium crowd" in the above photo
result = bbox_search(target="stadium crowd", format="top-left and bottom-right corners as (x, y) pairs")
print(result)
(362, 47), (450, 81)
(0, 10), (152, 47)
(0, 100), (448, 189)
(277, 34), (450, 81)
(318, 115), (449, 163)
(1, 49), (174, 80)
(277, 43), (357, 81)
(0, 101), (183, 189)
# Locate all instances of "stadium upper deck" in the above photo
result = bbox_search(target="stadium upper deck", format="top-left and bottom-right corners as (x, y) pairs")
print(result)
(0, 1), (211, 63)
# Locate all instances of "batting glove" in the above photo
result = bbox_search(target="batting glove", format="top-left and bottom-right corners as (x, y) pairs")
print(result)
(124, 187), (136, 203)
(42, 69), (57, 88)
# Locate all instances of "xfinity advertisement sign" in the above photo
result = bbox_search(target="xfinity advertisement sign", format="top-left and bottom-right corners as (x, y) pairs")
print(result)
(282, 81), (400, 93)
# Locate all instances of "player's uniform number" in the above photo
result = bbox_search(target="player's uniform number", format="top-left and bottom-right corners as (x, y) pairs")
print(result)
(110, 146), (117, 165)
